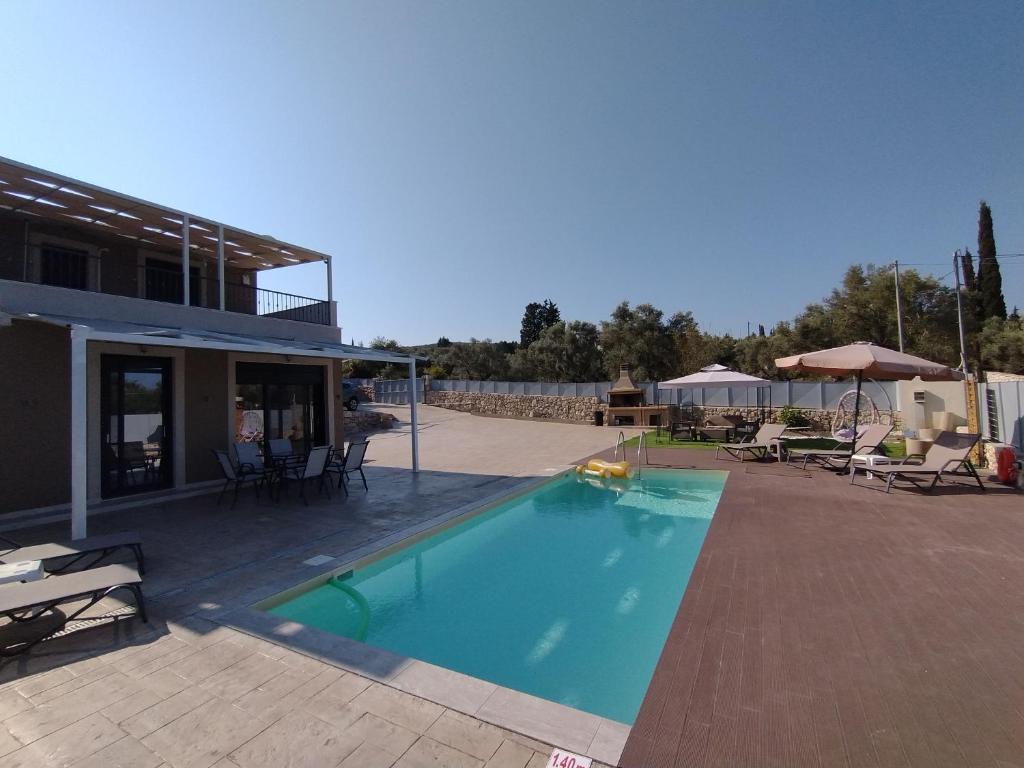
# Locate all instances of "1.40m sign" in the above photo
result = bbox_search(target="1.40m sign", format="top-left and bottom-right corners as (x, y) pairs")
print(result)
(546, 749), (592, 768)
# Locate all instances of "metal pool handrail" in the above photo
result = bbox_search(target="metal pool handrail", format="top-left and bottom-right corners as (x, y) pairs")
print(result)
(637, 431), (648, 475)
(328, 576), (370, 641)
(613, 431), (626, 461)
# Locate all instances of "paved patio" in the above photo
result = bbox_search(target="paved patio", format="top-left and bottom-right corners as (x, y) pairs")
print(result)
(0, 408), (627, 768)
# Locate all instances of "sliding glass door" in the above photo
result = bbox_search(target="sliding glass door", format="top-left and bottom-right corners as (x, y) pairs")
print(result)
(101, 355), (173, 497)
(235, 363), (326, 456)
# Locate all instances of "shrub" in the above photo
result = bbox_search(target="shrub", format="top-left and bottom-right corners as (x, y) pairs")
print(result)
(777, 405), (810, 427)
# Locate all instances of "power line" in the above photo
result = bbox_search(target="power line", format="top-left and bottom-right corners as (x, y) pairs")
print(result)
(898, 253), (1024, 267)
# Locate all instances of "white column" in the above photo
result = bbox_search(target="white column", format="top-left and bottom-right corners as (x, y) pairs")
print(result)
(217, 224), (225, 310)
(70, 328), (89, 539)
(326, 255), (337, 326)
(409, 359), (419, 473)
(181, 215), (190, 306)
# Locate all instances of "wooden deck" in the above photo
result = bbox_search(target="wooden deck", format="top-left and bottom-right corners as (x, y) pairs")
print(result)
(619, 447), (1024, 768)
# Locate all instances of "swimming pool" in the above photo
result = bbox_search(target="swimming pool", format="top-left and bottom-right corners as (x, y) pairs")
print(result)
(265, 468), (725, 724)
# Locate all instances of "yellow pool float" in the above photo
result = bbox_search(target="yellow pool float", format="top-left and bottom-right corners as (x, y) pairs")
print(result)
(574, 459), (631, 479)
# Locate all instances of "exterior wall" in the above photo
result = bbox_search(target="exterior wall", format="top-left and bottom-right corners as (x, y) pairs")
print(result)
(0, 320), (70, 513)
(897, 380), (969, 434)
(185, 349), (229, 483)
(0, 215), (26, 281)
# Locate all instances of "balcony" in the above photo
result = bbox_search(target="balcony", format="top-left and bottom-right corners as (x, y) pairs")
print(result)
(0, 236), (334, 326)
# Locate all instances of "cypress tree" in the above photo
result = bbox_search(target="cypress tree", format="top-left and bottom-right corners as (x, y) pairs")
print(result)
(961, 248), (977, 291)
(978, 201), (1007, 319)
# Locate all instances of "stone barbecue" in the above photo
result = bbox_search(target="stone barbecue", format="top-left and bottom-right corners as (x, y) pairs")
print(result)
(606, 364), (670, 427)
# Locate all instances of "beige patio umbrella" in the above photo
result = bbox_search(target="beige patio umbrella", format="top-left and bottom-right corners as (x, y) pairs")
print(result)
(775, 341), (962, 465)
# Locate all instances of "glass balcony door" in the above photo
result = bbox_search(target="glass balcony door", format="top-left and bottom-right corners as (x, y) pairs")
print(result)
(101, 355), (173, 497)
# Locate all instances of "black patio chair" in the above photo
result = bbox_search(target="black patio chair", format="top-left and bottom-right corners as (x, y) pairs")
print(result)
(277, 445), (332, 505)
(213, 450), (270, 507)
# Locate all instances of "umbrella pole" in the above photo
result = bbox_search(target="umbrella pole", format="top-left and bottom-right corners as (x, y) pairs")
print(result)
(847, 371), (862, 473)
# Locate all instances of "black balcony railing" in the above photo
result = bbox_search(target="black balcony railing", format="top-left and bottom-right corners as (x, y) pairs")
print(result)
(0, 237), (332, 325)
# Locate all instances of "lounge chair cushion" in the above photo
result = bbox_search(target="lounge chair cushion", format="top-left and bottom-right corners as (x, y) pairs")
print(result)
(0, 564), (141, 615)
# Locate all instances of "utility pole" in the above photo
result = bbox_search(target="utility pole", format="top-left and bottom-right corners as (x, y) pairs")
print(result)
(953, 250), (969, 374)
(893, 260), (904, 352)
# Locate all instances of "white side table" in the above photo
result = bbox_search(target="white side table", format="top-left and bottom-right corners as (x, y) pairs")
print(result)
(851, 454), (890, 479)
(0, 560), (43, 586)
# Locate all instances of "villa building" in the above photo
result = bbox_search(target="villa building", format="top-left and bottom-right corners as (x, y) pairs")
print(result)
(0, 156), (415, 536)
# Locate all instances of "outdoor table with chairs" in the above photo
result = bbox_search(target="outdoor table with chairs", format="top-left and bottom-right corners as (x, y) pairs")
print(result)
(213, 438), (371, 507)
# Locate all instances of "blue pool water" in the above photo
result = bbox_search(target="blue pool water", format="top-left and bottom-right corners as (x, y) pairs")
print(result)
(267, 469), (725, 724)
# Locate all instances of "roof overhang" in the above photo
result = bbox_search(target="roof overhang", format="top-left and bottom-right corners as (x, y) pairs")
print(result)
(0, 155), (329, 271)
(6, 311), (419, 364)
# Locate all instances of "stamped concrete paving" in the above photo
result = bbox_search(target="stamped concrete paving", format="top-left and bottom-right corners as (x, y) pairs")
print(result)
(362, 404), (645, 475)
(0, 408), (629, 768)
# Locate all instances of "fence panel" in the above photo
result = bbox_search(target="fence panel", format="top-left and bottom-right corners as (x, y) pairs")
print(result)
(700, 387), (731, 407)
(372, 378), (423, 405)
(374, 377), (898, 411)
(983, 381), (1024, 449)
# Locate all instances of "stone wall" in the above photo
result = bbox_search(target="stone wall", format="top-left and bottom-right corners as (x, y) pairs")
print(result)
(424, 390), (904, 431)
(343, 408), (397, 435)
(694, 405), (902, 434)
(985, 370), (1024, 383)
(426, 390), (603, 422)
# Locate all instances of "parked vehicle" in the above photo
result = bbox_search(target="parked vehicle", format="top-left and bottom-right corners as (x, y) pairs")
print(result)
(341, 381), (366, 411)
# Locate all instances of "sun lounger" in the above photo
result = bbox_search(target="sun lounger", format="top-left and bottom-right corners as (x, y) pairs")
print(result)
(0, 531), (144, 575)
(786, 424), (893, 470)
(0, 564), (146, 655)
(715, 423), (787, 461)
(851, 431), (984, 493)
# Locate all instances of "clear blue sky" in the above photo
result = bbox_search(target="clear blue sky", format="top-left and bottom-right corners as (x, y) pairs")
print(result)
(2, 1), (1021, 345)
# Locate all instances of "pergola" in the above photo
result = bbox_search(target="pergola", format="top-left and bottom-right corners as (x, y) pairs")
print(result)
(659, 364), (772, 420)
(0, 155), (334, 318)
(0, 311), (422, 538)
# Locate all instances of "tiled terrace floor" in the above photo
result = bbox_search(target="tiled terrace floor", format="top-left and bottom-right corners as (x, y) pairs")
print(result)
(618, 446), (1024, 768)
